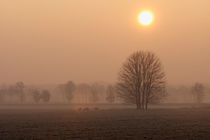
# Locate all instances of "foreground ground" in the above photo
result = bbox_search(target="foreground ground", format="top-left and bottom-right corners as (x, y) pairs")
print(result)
(0, 105), (210, 140)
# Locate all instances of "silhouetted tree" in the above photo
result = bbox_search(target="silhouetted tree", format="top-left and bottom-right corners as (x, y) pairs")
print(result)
(57, 81), (76, 102)
(191, 83), (204, 104)
(65, 81), (76, 102)
(15, 81), (25, 103)
(77, 83), (91, 104)
(90, 83), (105, 103)
(31, 89), (41, 103)
(117, 51), (166, 110)
(0, 90), (5, 103)
(41, 90), (51, 103)
(106, 85), (115, 103)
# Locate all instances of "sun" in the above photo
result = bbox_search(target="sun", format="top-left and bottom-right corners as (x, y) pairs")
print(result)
(138, 11), (153, 26)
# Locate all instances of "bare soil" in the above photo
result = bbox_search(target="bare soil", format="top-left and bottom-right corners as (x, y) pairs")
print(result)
(0, 105), (210, 140)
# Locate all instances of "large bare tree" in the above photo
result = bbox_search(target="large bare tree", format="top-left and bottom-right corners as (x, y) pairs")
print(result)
(117, 51), (166, 110)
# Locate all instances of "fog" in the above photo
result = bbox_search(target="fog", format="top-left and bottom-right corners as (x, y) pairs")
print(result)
(0, 81), (209, 105)
(1, 1), (210, 139)
(0, 0), (210, 86)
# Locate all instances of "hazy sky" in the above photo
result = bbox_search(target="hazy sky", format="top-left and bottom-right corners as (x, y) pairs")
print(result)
(0, 0), (210, 85)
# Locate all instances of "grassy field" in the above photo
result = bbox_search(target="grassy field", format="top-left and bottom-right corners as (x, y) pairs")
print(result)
(0, 105), (210, 140)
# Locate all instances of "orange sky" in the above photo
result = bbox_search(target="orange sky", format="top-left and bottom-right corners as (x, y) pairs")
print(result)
(0, 0), (210, 85)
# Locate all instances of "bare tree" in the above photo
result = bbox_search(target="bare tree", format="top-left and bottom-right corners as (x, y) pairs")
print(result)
(41, 90), (51, 103)
(31, 89), (41, 103)
(106, 85), (115, 104)
(191, 83), (204, 104)
(15, 81), (25, 103)
(76, 83), (91, 104)
(90, 84), (99, 103)
(57, 81), (76, 103)
(0, 89), (6, 103)
(117, 51), (166, 110)
(90, 83), (105, 103)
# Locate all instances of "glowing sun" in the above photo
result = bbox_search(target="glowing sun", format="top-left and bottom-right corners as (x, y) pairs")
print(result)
(138, 11), (153, 26)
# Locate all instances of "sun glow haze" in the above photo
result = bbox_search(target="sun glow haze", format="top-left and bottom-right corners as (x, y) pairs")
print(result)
(139, 11), (153, 26)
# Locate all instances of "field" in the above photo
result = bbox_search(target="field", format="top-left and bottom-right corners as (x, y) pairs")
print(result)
(0, 104), (210, 140)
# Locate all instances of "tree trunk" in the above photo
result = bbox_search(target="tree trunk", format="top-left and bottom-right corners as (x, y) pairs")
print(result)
(145, 101), (148, 110)
(136, 104), (140, 109)
(145, 95), (148, 110)
(142, 91), (145, 110)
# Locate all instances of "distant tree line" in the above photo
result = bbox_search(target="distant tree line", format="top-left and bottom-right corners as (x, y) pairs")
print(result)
(0, 81), (117, 104)
(0, 82), (51, 104)
(55, 81), (116, 104)
(166, 83), (206, 104)
(0, 50), (208, 108)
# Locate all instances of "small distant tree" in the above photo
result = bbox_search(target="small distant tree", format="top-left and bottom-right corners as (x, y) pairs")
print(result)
(15, 82), (25, 103)
(117, 51), (166, 110)
(41, 90), (51, 103)
(0, 90), (5, 103)
(90, 83), (105, 103)
(77, 83), (91, 104)
(90, 87), (98, 103)
(31, 89), (41, 103)
(191, 83), (204, 104)
(57, 81), (76, 102)
(64, 81), (76, 102)
(106, 85), (115, 104)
